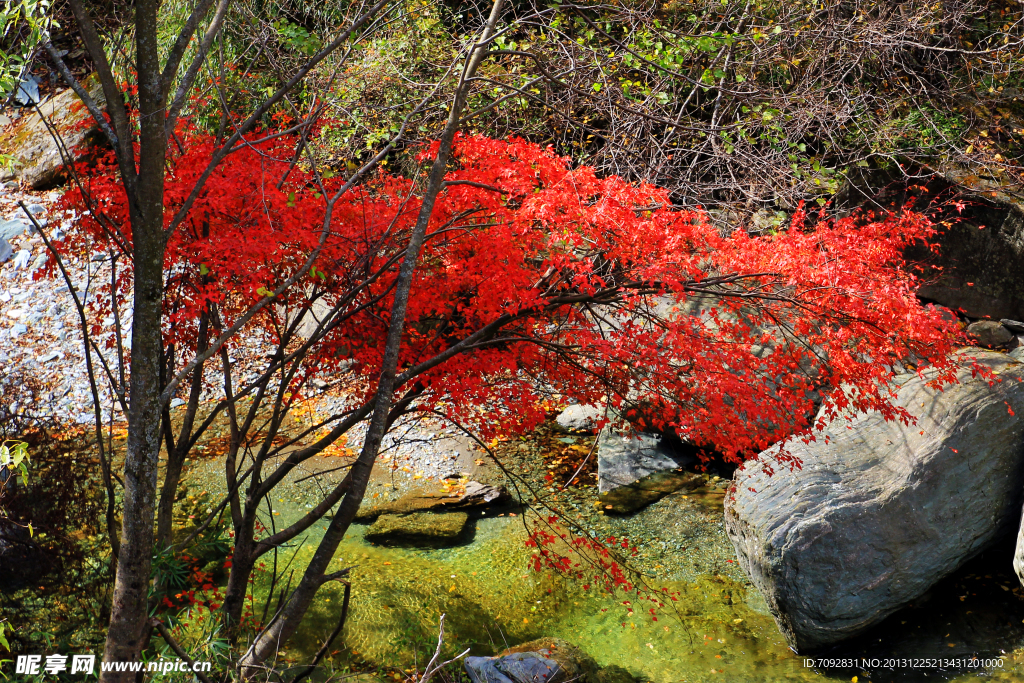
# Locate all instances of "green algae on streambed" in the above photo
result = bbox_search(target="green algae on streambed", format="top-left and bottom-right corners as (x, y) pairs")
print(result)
(180, 433), (1024, 683)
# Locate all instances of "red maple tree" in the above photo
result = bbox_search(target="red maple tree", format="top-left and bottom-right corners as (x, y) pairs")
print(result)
(58, 123), (960, 451)
(52, 117), (962, 656)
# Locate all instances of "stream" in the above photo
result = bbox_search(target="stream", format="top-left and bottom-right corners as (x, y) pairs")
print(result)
(179, 422), (1024, 683)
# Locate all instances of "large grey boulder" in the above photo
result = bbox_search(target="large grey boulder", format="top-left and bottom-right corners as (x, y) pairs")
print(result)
(0, 74), (106, 189)
(725, 349), (1024, 652)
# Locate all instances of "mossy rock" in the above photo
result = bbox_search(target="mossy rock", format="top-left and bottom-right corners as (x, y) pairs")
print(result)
(597, 470), (703, 514)
(356, 482), (509, 521)
(364, 511), (469, 547)
(501, 638), (599, 681)
(492, 638), (636, 683)
(355, 491), (450, 521)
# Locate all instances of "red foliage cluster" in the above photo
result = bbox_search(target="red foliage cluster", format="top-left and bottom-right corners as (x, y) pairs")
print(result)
(55, 120), (961, 461)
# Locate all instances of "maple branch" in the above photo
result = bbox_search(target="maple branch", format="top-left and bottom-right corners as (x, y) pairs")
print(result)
(20, 201), (122, 560)
(160, 21), (455, 408)
(441, 180), (505, 193)
(163, 0), (395, 239)
(238, 1), (509, 669)
(40, 40), (118, 148)
(63, 0), (137, 193)
(164, 0), (233, 135)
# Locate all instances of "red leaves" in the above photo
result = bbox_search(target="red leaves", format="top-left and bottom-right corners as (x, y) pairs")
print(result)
(59, 117), (961, 475)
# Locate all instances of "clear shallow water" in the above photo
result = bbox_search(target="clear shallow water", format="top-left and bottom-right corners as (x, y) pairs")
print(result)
(185, 456), (1024, 683)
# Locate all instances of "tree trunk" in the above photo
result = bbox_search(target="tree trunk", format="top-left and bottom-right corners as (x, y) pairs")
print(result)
(237, 1), (505, 673)
(221, 538), (256, 642)
(99, 1), (169, 679)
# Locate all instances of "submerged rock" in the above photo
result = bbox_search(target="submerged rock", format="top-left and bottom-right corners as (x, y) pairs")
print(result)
(464, 638), (627, 683)
(725, 348), (1024, 652)
(356, 481), (509, 521)
(597, 470), (703, 514)
(364, 511), (469, 547)
(596, 430), (697, 512)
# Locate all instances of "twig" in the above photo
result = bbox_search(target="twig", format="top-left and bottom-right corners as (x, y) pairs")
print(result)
(419, 614), (471, 683)
(150, 619), (215, 683)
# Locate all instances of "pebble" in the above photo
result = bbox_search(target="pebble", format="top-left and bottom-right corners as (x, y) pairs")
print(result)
(12, 249), (30, 269)
(0, 187), (121, 420)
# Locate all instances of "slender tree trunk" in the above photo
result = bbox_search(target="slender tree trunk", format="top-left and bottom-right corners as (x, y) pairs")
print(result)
(156, 309), (210, 547)
(100, 1), (169, 679)
(238, 1), (505, 673)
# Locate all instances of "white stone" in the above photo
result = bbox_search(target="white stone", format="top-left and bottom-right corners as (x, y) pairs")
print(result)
(12, 250), (30, 269)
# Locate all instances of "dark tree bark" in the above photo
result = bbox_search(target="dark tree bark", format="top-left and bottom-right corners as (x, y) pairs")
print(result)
(98, 0), (168, 676)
